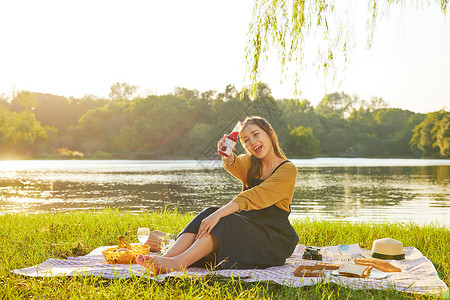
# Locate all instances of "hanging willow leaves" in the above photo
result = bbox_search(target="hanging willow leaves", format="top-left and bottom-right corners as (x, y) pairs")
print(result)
(245, 0), (448, 96)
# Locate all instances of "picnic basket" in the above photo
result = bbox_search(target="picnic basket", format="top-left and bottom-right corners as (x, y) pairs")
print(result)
(102, 236), (150, 264)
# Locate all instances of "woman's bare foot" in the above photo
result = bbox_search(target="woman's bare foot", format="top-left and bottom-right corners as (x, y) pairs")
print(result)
(136, 254), (157, 269)
(152, 256), (185, 274)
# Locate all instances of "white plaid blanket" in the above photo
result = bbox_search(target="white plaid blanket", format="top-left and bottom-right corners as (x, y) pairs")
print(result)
(12, 244), (448, 296)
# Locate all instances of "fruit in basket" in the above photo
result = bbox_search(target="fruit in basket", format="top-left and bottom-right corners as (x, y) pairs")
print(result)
(118, 236), (132, 250)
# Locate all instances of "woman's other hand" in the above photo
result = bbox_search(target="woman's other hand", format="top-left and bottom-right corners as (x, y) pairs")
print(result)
(218, 134), (235, 165)
(196, 202), (240, 240)
(196, 212), (221, 240)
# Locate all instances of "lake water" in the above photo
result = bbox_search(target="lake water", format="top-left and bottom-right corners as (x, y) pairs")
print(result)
(1, 158), (449, 227)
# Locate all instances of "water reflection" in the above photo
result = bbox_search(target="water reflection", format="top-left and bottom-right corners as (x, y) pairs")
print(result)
(290, 165), (449, 225)
(0, 159), (449, 226)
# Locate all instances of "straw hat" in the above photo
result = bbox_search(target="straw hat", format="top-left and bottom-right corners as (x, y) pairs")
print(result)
(361, 238), (405, 260)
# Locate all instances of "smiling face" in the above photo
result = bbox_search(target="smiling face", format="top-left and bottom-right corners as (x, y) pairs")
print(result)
(240, 123), (274, 159)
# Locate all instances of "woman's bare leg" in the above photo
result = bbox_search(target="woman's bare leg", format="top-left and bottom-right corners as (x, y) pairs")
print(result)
(147, 234), (218, 274)
(136, 233), (196, 268)
(162, 233), (195, 257)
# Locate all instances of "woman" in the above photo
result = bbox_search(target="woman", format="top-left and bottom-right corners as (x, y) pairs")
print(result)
(137, 116), (298, 273)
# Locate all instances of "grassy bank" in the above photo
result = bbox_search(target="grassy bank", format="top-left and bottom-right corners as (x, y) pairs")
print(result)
(0, 209), (448, 299)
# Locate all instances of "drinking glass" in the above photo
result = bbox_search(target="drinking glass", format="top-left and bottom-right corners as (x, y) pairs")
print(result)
(137, 227), (150, 244)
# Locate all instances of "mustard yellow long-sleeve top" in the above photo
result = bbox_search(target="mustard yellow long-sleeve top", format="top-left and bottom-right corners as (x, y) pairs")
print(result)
(223, 154), (298, 212)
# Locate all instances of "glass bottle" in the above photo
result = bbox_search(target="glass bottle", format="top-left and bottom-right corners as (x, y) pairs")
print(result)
(219, 121), (242, 157)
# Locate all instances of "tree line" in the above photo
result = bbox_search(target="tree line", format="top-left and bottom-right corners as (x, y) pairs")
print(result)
(0, 83), (449, 160)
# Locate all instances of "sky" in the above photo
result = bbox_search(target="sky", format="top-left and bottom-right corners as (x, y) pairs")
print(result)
(0, 0), (449, 114)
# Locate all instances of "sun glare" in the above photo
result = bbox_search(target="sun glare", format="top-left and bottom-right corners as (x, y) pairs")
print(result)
(0, 160), (34, 172)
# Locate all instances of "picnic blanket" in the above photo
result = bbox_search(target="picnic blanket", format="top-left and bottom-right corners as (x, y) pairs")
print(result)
(12, 244), (448, 296)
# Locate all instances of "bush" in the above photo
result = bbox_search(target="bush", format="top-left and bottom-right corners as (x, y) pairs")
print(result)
(56, 147), (84, 159)
(287, 126), (320, 157)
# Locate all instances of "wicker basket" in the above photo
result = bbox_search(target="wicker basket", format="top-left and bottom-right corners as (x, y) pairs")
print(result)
(102, 244), (150, 264)
(144, 230), (170, 252)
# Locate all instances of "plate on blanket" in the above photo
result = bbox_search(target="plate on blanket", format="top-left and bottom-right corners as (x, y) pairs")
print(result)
(331, 269), (388, 279)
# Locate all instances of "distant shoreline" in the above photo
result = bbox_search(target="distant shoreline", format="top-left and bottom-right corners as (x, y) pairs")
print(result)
(16, 155), (450, 161)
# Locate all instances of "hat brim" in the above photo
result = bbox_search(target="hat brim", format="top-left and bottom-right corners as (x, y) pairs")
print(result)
(360, 251), (373, 258)
(360, 251), (406, 260)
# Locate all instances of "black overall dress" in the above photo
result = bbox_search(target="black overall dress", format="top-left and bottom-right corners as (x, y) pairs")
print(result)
(179, 161), (299, 269)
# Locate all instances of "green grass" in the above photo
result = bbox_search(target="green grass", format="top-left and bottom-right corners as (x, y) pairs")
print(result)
(0, 209), (448, 299)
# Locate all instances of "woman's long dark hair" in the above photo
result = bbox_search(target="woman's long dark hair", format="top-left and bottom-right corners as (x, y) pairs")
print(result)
(239, 116), (287, 189)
